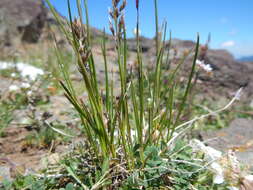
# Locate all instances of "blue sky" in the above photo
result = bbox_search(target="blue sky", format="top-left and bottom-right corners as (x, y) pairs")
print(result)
(48, 0), (253, 58)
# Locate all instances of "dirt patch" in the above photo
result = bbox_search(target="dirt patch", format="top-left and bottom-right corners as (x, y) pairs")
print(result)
(0, 126), (50, 171)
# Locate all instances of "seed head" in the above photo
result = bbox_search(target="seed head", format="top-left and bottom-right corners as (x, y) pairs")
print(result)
(113, 0), (120, 7)
(72, 18), (83, 39)
(119, 0), (127, 12)
(80, 50), (91, 67)
(119, 15), (125, 29)
(109, 17), (115, 36)
(108, 7), (114, 18)
(114, 8), (119, 18)
(136, 0), (139, 10)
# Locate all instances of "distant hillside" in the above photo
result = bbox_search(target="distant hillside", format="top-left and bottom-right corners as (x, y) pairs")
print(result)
(238, 56), (253, 62)
(0, 0), (110, 57)
(1, 0), (253, 101)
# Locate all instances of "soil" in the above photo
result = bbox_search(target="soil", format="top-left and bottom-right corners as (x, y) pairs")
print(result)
(0, 75), (72, 175)
(0, 126), (48, 171)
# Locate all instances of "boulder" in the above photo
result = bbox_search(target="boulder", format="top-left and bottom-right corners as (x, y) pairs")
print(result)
(201, 118), (253, 166)
(127, 36), (155, 52)
(0, 0), (49, 46)
(163, 39), (253, 100)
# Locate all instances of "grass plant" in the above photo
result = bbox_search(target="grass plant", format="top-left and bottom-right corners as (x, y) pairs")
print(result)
(0, 88), (28, 136)
(46, 0), (199, 164)
(44, 0), (215, 187)
(3, 0), (238, 189)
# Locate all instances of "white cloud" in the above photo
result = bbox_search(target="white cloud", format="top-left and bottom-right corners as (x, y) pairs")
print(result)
(221, 40), (235, 48)
(218, 42), (253, 58)
(232, 45), (253, 58)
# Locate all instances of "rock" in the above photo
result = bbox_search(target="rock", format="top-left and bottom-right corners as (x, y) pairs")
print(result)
(0, 0), (112, 45)
(40, 153), (60, 169)
(0, 0), (48, 46)
(0, 0), (114, 57)
(201, 118), (253, 166)
(171, 38), (196, 49)
(200, 49), (252, 91)
(127, 36), (155, 52)
(140, 36), (253, 101)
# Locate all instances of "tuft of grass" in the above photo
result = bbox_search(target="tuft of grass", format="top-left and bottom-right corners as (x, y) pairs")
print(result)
(0, 90), (28, 136)
(44, 0), (207, 187)
(23, 121), (72, 149)
(35, 0), (237, 189)
(46, 0), (199, 163)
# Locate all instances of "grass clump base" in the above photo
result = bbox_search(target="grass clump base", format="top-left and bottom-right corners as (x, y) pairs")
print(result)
(3, 140), (231, 190)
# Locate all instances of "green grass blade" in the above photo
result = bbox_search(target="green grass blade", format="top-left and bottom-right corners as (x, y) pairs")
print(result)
(172, 34), (200, 134)
(45, 0), (71, 41)
(154, 0), (159, 56)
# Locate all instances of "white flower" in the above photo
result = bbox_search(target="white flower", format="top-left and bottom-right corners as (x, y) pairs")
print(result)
(0, 61), (44, 80)
(27, 90), (33, 96)
(244, 175), (253, 182)
(0, 62), (9, 69)
(228, 187), (239, 190)
(16, 63), (44, 80)
(196, 59), (213, 73)
(11, 73), (17, 77)
(211, 162), (224, 184)
(21, 82), (31, 89)
(9, 85), (19, 91)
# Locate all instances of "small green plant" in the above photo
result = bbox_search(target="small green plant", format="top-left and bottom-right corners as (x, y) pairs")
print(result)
(1, 175), (58, 190)
(0, 90), (28, 136)
(24, 122), (72, 149)
(22, 108), (73, 149)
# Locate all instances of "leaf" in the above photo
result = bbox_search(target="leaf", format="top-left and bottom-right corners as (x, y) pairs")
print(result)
(65, 165), (89, 190)
(66, 183), (75, 190)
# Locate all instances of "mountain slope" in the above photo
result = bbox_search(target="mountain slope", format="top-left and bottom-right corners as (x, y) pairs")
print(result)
(0, 0), (252, 102)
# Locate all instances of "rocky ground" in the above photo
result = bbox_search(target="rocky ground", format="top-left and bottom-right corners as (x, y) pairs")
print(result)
(202, 118), (253, 167)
